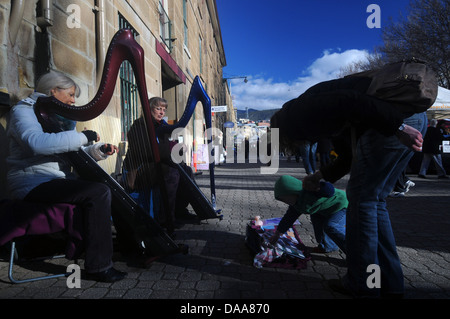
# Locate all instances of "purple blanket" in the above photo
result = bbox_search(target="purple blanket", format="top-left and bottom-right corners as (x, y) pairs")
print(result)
(0, 199), (84, 259)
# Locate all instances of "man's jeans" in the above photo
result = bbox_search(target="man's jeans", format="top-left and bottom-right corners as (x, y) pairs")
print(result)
(343, 112), (427, 297)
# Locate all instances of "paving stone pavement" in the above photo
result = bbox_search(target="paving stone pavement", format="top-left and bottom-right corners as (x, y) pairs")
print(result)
(1, 158), (449, 303)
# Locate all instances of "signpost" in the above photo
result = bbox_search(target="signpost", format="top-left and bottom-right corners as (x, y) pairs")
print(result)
(211, 105), (227, 113)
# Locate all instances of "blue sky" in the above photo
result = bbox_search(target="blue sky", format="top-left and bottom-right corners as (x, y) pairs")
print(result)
(216, 0), (412, 110)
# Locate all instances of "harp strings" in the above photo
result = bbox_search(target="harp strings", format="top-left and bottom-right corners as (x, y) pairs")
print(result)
(124, 115), (152, 188)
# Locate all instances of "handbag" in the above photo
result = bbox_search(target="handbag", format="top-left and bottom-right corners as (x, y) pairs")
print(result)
(348, 58), (438, 113)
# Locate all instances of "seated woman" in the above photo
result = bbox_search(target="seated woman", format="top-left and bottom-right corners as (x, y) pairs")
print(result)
(122, 97), (194, 230)
(6, 71), (126, 283)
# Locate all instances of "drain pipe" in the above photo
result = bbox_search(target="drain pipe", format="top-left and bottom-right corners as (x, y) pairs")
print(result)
(94, 0), (107, 86)
(37, 0), (54, 28)
(9, 0), (26, 46)
(7, 0), (27, 104)
(35, 0), (52, 80)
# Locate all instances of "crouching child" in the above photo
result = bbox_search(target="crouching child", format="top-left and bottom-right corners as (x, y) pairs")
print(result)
(271, 175), (347, 254)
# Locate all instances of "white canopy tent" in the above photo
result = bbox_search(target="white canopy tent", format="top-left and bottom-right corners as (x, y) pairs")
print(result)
(427, 86), (450, 119)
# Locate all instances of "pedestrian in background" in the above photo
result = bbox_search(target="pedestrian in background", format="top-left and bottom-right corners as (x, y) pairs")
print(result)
(317, 137), (333, 168)
(298, 141), (317, 175)
(418, 119), (448, 179)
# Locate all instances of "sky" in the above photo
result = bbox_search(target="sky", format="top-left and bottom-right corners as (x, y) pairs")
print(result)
(216, 0), (413, 110)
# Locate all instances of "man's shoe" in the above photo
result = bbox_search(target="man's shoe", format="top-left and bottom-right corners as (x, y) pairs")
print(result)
(86, 267), (127, 283)
(389, 191), (405, 198)
(328, 279), (353, 297)
(311, 246), (328, 253)
(438, 175), (449, 179)
(418, 174), (427, 178)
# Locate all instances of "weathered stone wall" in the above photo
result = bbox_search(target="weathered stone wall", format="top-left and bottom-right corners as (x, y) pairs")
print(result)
(0, 0), (228, 198)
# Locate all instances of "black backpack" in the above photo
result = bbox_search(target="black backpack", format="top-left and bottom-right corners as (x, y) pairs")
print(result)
(347, 58), (438, 113)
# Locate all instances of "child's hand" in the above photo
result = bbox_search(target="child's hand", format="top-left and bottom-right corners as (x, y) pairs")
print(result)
(303, 171), (322, 191)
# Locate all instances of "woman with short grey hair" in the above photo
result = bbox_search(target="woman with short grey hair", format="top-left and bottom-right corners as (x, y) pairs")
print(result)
(6, 70), (126, 283)
(36, 71), (81, 99)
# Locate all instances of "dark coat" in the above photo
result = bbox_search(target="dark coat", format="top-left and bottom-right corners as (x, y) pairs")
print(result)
(271, 77), (407, 143)
(271, 76), (412, 182)
(124, 117), (172, 169)
(422, 126), (444, 154)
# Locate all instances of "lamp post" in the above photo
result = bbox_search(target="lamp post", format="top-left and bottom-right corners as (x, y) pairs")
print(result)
(223, 76), (248, 97)
(222, 76), (248, 123)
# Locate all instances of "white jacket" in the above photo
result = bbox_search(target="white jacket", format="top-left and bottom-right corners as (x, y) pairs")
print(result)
(7, 92), (109, 199)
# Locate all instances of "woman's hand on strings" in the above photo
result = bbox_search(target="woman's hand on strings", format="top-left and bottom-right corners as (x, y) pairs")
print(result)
(100, 144), (119, 155)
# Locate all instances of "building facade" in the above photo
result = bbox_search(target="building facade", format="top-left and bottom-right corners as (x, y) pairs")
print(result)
(0, 0), (235, 198)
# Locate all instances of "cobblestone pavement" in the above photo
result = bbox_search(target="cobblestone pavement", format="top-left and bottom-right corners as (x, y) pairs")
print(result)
(1, 158), (449, 302)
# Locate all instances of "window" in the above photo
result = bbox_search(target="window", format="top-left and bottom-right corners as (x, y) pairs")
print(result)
(159, 0), (172, 51)
(199, 36), (202, 74)
(183, 0), (188, 48)
(118, 14), (139, 141)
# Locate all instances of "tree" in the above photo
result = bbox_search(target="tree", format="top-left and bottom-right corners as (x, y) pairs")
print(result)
(339, 0), (450, 88)
(337, 51), (385, 78)
(379, 0), (450, 88)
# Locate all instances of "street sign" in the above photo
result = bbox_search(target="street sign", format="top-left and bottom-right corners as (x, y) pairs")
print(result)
(211, 105), (227, 113)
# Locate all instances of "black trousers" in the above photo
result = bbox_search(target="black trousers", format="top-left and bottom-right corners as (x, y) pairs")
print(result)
(25, 179), (113, 273)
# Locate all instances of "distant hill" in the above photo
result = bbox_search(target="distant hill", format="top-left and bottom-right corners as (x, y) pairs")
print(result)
(236, 108), (279, 122)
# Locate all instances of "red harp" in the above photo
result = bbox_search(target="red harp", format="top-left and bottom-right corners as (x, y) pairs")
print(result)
(34, 29), (219, 257)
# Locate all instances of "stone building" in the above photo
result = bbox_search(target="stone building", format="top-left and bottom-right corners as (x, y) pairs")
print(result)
(0, 0), (235, 199)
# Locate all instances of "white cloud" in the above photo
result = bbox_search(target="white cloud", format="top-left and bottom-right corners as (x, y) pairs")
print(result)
(230, 49), (370, 110)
